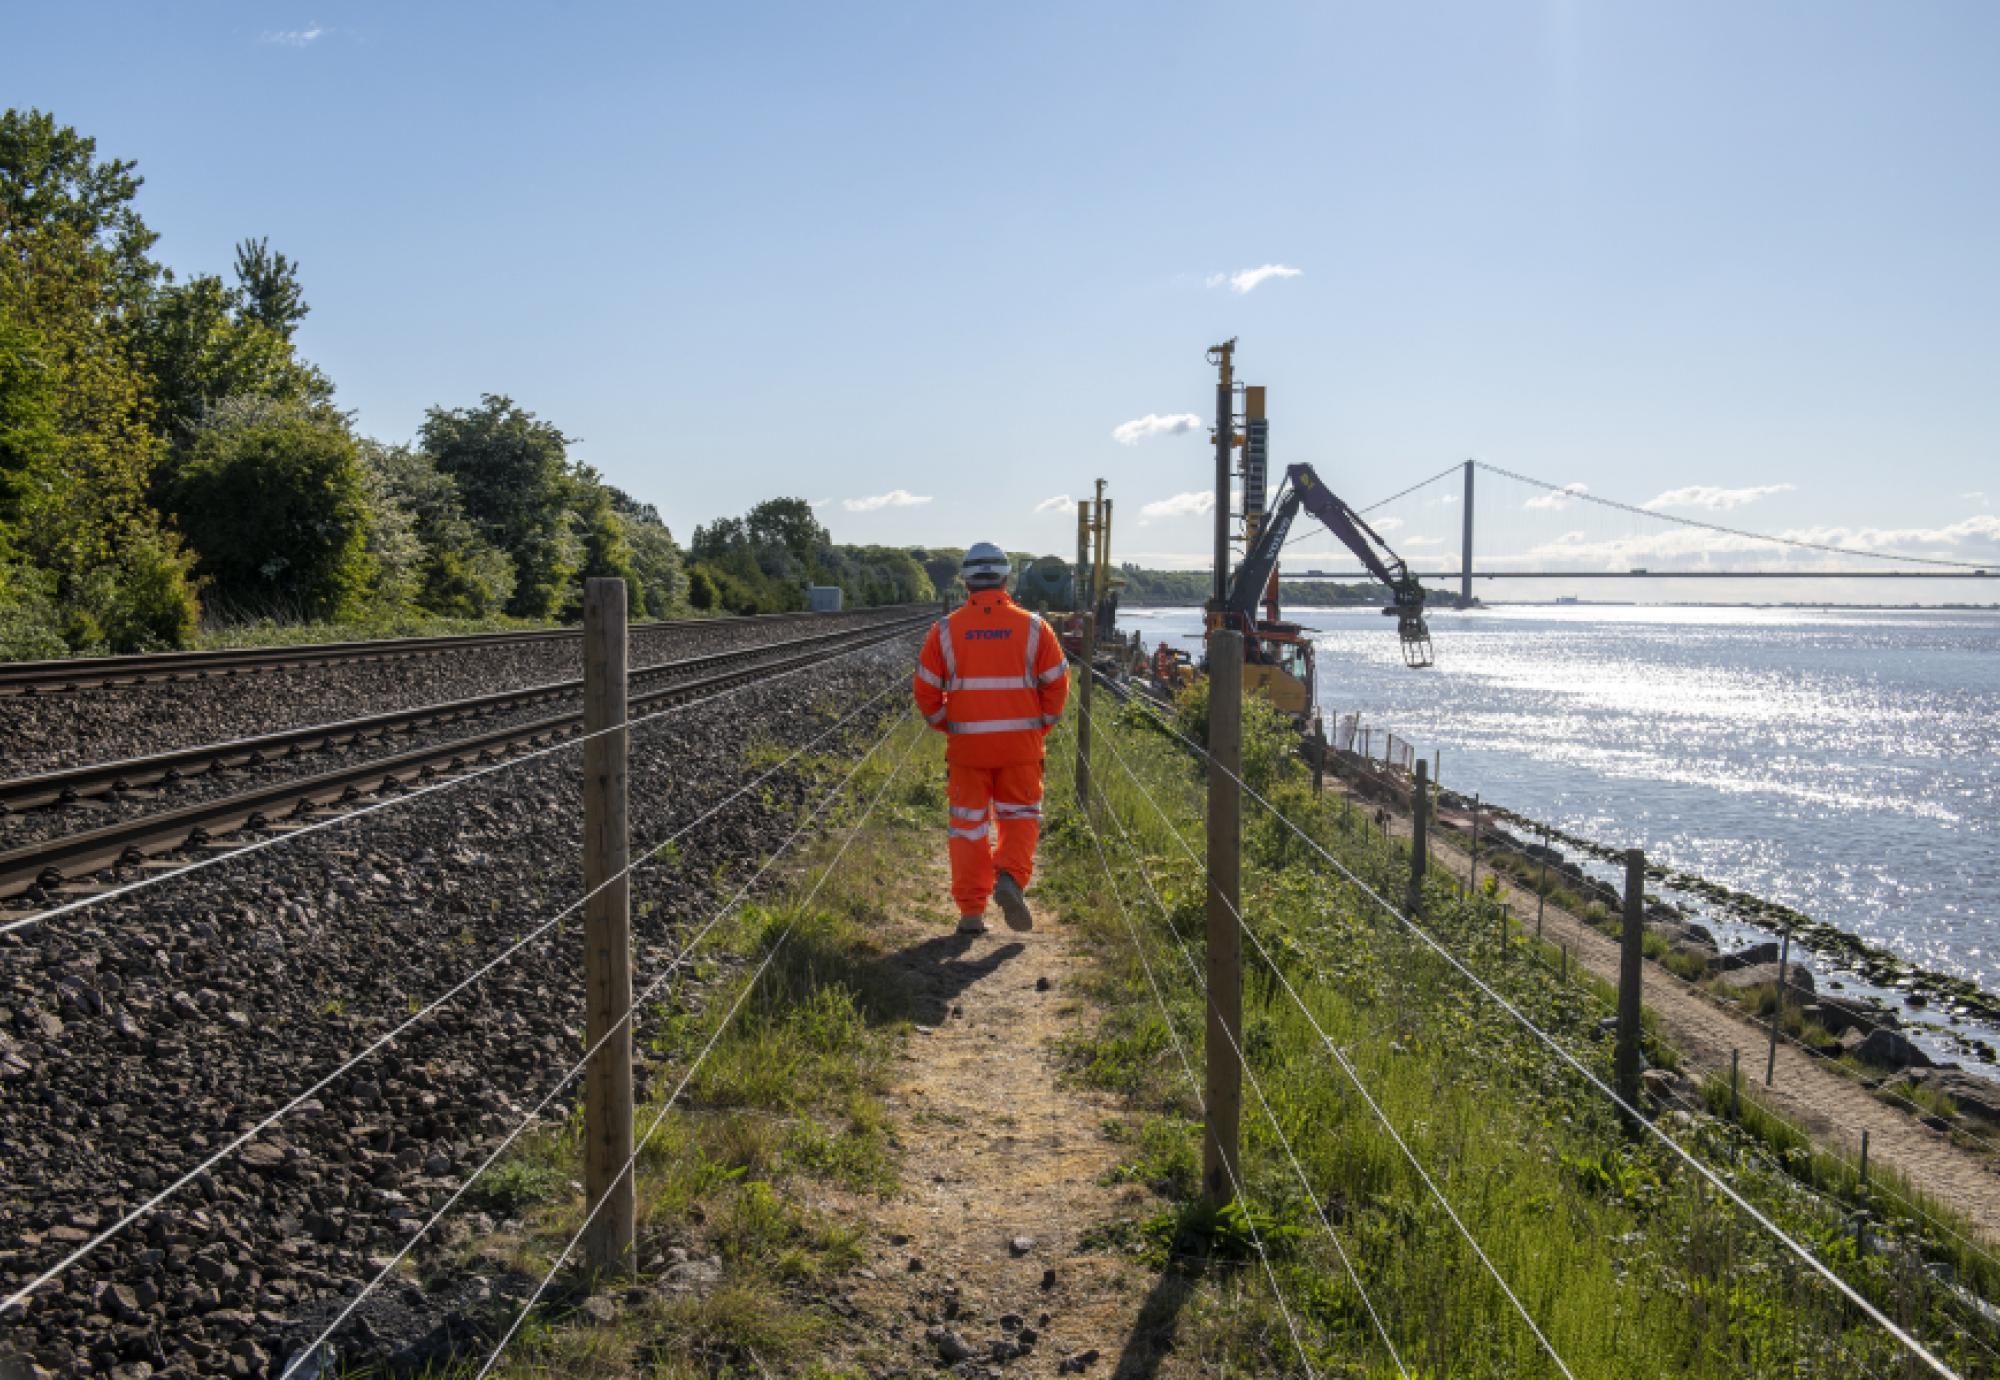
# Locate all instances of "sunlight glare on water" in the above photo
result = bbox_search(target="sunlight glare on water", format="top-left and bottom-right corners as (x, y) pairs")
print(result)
(1118, 604), (2000, 990)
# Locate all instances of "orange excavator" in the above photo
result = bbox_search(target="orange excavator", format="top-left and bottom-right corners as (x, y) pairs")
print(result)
(1210, 463), (1433, 718)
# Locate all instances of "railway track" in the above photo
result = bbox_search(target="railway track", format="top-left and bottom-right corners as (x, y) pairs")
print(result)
(0, 610), (931, 902)
(0, 607), (870, 696)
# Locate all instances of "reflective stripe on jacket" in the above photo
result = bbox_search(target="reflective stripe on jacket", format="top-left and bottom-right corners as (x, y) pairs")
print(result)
(912, 591), (1070, 767)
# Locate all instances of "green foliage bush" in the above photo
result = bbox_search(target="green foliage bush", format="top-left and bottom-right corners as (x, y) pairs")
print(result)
(168, 403), (376, 620)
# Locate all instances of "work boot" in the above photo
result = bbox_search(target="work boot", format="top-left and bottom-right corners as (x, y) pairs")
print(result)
(993, 871), (1034, 931)
(957, 913), (990, 935)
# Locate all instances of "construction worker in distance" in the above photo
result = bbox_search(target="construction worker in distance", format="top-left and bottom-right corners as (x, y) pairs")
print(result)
(913, 543), (1070, 934)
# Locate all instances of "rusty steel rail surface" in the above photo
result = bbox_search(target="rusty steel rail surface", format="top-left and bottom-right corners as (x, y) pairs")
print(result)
(0, 614), (921, 812)
(0, 613), (931, 900)
(0, 606), (905, 696)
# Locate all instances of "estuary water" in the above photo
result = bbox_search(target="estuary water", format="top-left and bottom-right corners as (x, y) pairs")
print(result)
(1118, 603), (2000, 999)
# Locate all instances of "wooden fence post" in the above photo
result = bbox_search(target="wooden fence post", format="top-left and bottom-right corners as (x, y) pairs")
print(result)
(1407, 758), (1429, 915)
(581, 578), (636, 1274)
(1469, 793), (1481, 894)
(1312, 717), (1326, 797)
(1616, 848), (1645, 1125)
(1203, 630), (1244, 1208)
(1074, 613), (1095, 814)
(1536, 824), (1550, 938)
(1765, 929), (1791, 1087)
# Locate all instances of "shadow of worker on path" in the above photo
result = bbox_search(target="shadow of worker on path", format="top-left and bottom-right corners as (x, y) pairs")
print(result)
(880, 930), (1026, 1026)
(1109, 1266), (1199, 1379)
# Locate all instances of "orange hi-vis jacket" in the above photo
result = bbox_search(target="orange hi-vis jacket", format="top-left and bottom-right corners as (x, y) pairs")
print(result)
(913, 591), (1070, 767)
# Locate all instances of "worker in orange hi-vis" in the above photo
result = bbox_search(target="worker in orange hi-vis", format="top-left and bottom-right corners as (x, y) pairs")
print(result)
(912, 543), (1070, 933)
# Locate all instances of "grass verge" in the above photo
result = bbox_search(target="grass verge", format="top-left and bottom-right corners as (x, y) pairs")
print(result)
(438, 710), (942, 1379)
(1035, 687), (2000, 1378)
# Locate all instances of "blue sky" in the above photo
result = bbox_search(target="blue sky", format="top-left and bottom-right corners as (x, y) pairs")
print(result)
(6, 1), (1997, 591)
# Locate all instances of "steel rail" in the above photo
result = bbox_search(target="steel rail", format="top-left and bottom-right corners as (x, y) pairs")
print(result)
(0, 606), (922, 696)
(0, 614), (920, 811)
(0, 615), (929, 899)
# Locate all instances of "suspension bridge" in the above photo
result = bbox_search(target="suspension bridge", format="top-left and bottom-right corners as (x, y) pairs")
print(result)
(1285, 459), (1995, 598)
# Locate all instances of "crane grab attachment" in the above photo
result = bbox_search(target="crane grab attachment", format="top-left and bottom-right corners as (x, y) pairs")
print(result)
(1227, 463), (1435, 669)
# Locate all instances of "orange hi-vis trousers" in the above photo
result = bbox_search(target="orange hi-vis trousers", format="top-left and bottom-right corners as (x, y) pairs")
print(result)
(947, 761), (1044, 917)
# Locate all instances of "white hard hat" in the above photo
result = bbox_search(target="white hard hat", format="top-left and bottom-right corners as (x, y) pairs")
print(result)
(961, 541), (1010, 589)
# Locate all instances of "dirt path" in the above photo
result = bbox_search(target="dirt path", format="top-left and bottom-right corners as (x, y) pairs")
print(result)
(828, 859), (1183, 1377)
(1344, 780), (2000, 1241)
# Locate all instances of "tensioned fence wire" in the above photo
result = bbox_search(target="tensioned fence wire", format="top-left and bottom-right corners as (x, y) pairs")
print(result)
(1, 667), (916, 1322)
(1051, 715), (1413, 1375)
(467, 707), (927, 1378)
(280, 698), (918, 1375)
(1430, 796), (2000, 1254)
(0, 620), (926, 938)
(1064, 699), (1573, 1377)
(1044, 718), (1325, 1380)
(1080, 670), (1963, 1379)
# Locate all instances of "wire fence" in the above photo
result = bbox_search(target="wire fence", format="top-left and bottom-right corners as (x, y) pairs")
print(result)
(1072, 669), (1970, 1379)
(0, 627), (927, 1369)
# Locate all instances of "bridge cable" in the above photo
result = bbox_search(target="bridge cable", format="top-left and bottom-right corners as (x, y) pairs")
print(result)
(1478, 460), (1990, 570)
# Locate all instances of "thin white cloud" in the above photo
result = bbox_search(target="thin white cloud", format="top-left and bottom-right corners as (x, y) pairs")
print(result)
(1487, 513), (2000, 572)
(1112, 412), (1204, 446)
(1373, 516), (1405, 532)
(807, 497), (832, 508)
(261, 23), (328, 46)
(1138, 491), (1216, 524)
(1964, 491), (1990, 508)
(1524, 482), (1588, 511)
(1206, 264), (1304, 295)
(1033, 494), (1073, 514)
(1643, 483), (1795, 512)
(842, 489), (932, 513)
(1401, 535), (1446, 547)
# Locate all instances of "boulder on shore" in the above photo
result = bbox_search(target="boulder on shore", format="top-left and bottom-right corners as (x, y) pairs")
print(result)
(1801, 996), (1888, 1038)
(1904, 1069), (2000, 1127)
(1713, 941), (1780, 973)
(1717, 961), (1815, 996)
(1840, 1025), (1933, 1071)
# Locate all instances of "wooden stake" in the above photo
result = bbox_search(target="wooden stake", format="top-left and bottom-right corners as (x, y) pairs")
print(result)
(1616, 848), (1645, 1125)
(1312, 717), (1325, 797)
(1765, 930), (1790, 1087)
(1469, 792), (1481, 894)
(1074, 613), (1095, 814)
(1730, 1048), (1741, 1119)
(1407, 758), (1429, 916)
(1536, 824), (1549, 939)
(1202, 630), (1244, 1208)
(581, 578), (635, 1274)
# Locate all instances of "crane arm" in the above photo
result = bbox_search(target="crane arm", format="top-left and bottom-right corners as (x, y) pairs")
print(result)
(1228, 463), (1434, 667)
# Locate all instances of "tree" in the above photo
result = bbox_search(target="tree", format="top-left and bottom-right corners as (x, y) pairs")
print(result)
(168, 402), (376, 619)
(0, 107), (159, 310)
(609, 486), (685, 615)
(231, 237), (307, 339)
(419, 394), (581, 618)
(356, 439), (515, 617)
(746, 497), (826, 568)
(136, 271), (331, 445)
(572, 478), (641, 614)
(0, 213), (201, 650)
